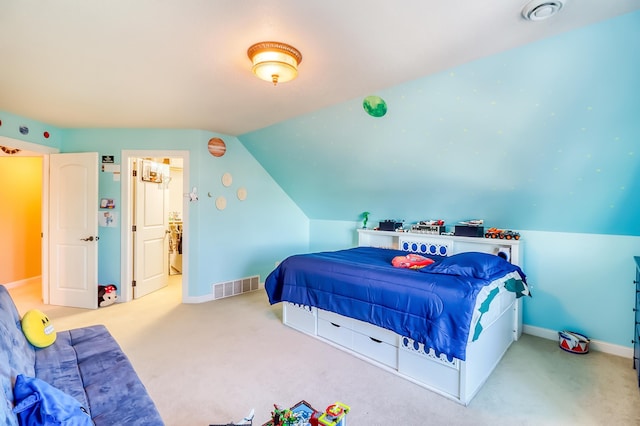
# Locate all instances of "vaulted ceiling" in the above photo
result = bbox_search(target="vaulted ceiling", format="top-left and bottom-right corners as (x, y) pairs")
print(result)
(2, 0), (639, 136)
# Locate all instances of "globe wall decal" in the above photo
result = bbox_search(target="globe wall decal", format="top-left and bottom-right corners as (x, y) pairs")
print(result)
(363, 95), (387, 117)
(208, 137), (227, 157)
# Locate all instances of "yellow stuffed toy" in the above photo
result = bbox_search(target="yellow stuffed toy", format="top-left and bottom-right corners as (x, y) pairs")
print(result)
(21, 309), (57, 348)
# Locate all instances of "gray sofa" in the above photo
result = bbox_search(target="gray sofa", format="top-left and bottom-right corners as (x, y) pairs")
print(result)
(0, 285), (164, 425)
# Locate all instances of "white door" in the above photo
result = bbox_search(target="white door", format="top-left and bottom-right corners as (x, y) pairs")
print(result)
(48, 152), (98, 308)
(133, 160), (169, 298)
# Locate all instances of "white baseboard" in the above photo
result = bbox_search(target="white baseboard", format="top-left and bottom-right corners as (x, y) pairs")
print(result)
(523, 325), (633, 359)
(2, 276), (41, 289)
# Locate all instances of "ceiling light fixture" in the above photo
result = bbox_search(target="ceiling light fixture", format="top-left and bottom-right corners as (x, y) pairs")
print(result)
(247, 41), (302, 86)
(522, 0), (565, 21)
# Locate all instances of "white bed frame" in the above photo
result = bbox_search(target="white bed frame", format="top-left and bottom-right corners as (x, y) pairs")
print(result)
(281, 229), (523, 405)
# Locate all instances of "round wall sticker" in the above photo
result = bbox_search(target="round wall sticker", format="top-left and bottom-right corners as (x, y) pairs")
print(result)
(222, 172), (232, 187)
(362, 95), (387, 117)
(237, 187), (247, 201)
(215, 196), (227, 210)
(208, 137), (227, 157)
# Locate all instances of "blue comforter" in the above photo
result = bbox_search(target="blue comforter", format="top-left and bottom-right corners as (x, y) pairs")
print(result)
(265, 246), (527, 361)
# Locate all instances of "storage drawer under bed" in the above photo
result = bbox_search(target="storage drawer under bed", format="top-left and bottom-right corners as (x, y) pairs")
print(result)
(318, 309), (398, 368)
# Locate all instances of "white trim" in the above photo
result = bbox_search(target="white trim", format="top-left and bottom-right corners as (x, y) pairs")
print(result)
(0, 136), (57, 154)
(0, 136), (59, 304)
(120, 150), (190, 303)
(2, 276), (42, 289)
(522, 325), (633, 359)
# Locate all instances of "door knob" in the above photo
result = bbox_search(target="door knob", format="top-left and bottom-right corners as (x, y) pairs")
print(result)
(81, 236), (94, 241)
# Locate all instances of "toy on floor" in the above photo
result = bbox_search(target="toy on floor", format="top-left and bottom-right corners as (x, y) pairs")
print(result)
(311, 402), (350, 426)
(270, 404), (300, 426)
(558, 330), (590, 354)
(98, 284), (118, 307)
(21, 309), (57, 348)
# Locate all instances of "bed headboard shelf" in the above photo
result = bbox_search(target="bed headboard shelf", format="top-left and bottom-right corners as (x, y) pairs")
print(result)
(357, 229), (521, 267)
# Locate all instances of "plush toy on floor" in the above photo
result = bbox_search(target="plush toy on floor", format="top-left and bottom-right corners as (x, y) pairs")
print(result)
(98, 284), (118, 307)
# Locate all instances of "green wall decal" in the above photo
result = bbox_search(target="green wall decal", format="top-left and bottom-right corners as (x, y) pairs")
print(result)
(362, 95), (387, 117)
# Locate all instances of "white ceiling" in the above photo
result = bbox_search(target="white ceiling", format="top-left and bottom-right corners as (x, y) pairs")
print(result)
(1, 0), (639, 136)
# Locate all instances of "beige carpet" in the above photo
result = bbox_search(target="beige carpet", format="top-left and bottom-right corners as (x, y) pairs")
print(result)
(7, 279), (640, 426)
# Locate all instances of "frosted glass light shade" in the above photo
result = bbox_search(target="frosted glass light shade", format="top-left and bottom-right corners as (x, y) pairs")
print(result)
(247, 41), (302, 85)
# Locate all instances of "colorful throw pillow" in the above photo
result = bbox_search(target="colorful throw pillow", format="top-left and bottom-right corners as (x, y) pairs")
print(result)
(12, 375), (93, 426)
(391, 253), (435, 269)
(21, 310), (56, 348)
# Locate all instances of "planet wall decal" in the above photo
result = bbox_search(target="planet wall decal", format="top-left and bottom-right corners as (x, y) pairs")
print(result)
(208, 137), (226, 157)
(363, 95), (387, 118)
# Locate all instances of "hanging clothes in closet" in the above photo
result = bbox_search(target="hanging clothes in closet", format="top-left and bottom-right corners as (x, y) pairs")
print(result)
(169, 222), (182, 274)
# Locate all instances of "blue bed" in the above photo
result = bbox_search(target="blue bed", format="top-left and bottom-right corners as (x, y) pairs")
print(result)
(265, 246), (527, 361)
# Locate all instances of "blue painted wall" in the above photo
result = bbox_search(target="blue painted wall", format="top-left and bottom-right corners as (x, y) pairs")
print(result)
(239, 12), (640, 236)
(1, 11), (638, 350)
(0, 122), (309, 298)
(0, 111), (62, 150)
(61, 128), (309, 297)
(239, 11), (640, 350)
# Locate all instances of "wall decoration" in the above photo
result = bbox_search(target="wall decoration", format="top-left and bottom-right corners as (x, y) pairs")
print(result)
(43, 131), (50, 139)
(215, 196), (227, 210)
(19, 126), (29, 135)
(208, 137), (227, 157)
(99, 211), (118, 227)
(0, 146), (21, 155)
(222, 172), (233, 187)
(100, 198), (115, 209)
(189, 186), (199, 202)
(237, 187), (247, 201)
(362, 95), (387, 117)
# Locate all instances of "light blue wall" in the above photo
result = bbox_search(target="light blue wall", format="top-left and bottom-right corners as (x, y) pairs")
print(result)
(61, 128), (309, 297)
(0, 120), (309, 298)
(240, 11), (640, 236)
(309, 220), (360, 253)
(0, 111), (62, 150)
(2, 11), (638, 350)
(240, 11), (640, 350)
(519, 230), (638, 347)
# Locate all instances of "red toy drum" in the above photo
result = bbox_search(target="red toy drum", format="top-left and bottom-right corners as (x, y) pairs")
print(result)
(558, 330), (590, 354)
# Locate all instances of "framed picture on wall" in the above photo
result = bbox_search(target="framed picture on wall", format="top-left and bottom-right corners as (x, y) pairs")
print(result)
(100, 198), (115, 209)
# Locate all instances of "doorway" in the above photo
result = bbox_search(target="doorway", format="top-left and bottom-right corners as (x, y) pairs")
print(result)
(120, 150), (189, 304)
(0, 136), (57, 302)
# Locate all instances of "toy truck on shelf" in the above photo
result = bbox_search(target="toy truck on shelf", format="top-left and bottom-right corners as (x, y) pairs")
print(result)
(484, 227), (520, 240)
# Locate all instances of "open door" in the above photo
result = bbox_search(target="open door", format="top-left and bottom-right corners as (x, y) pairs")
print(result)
(133, 159), (169, 298)
(48, 152), (98, 308)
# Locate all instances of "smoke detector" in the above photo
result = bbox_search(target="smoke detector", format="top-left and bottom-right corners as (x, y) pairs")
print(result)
(522, 0), (565, 21)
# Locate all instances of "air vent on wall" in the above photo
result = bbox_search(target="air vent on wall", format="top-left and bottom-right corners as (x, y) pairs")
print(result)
(522, 0), (565, 21)
(212, 275), (260, 300)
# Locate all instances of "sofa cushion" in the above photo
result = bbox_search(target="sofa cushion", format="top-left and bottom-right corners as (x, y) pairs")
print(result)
(34, 330), (90, 410)
(0, 285), (35, 426)
(36, 325), (164, 426)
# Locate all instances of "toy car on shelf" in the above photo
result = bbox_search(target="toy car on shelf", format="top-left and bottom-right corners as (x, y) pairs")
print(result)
(484, 227), (520, 240)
